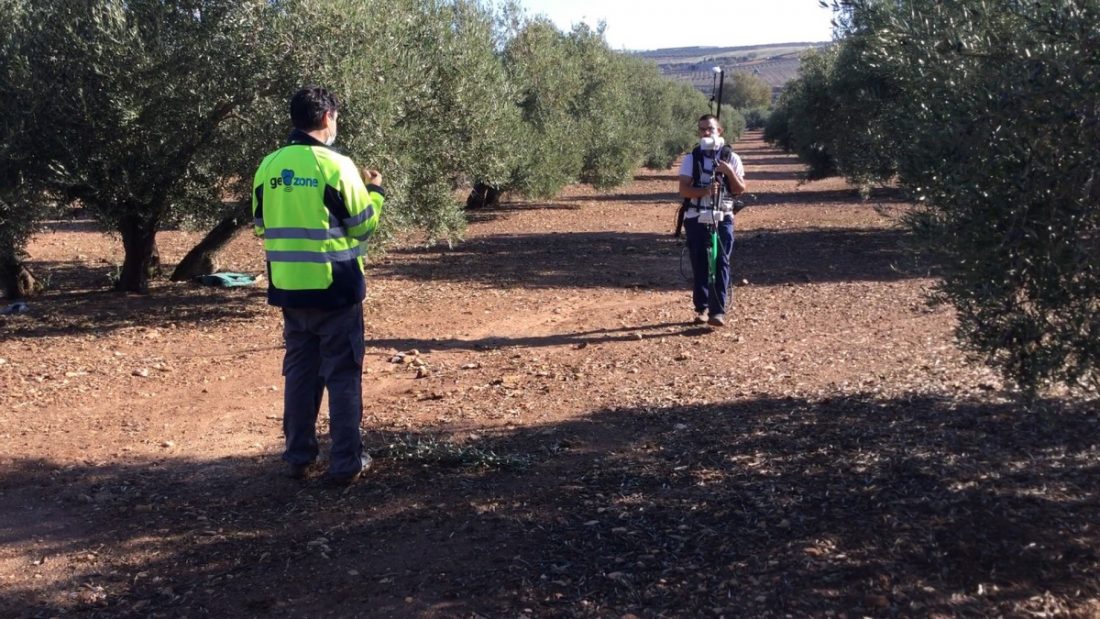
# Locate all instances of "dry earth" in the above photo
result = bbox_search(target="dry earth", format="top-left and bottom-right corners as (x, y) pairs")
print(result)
(1, 132), (1097, 618)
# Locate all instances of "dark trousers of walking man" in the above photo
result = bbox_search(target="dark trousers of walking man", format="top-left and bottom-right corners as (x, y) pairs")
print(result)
(684, 216), (734, 317)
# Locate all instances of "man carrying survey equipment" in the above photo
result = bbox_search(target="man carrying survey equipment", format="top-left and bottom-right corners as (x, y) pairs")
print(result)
(677, 113), (746, 327)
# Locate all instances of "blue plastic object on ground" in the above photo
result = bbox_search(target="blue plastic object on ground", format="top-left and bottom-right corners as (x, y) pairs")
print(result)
(194, 273), (257, 288)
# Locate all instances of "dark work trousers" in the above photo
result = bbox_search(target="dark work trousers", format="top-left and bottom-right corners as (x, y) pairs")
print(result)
(685, 215), (735, 316)
(281, 303), (368, 478)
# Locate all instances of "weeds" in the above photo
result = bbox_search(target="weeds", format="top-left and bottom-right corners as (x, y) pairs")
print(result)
(372, 434), (530, 471)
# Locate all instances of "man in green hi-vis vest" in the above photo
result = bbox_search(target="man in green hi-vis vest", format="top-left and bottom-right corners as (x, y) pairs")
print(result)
(252, 86), (384, 486)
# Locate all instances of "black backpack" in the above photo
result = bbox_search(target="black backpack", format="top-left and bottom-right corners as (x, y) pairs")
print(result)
(674, 144), (734, 237)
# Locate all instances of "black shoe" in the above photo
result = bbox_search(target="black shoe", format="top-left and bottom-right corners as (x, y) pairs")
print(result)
(285, 461), (313, 480)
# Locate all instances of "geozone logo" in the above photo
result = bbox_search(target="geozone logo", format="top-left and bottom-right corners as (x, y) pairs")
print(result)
(270, 169), (320, 192)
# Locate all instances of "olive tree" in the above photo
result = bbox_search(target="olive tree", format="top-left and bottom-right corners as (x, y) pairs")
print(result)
(719, 72), (772, 110)
(828, 0), (1100, 394)
(627, 59), (711, 170)
(767, 47), (839, 179)
(502, 18), (588, 198)
(8, 0), (300, 293)
(0, 0), (57, 298)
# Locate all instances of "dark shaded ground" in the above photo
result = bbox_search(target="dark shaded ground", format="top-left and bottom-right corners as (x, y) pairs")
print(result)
(2, 394), (1097, 617)
(376, 226), (925, 294)
(0, 273), (266, 341)
(5, 131), (1095, 619)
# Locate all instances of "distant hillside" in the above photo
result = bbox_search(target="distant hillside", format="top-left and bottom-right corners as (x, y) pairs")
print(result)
(634, 42), (831, 97)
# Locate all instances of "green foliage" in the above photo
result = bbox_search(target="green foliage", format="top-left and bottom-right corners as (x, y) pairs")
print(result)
(719, 72), (772, 110)
(814, 0), (1100, 394)
(0, 0), (58, 269)
(4, 0), (299, 290)
(636, 78), (710, 169)
(4, 0), (708, 291)
(503, 18), (709, 196)
(762, 101), (792, 151)
(718, 109), (747, 143)
(573, 24), (638, 190)
(739, 107), (771, 131)
(824, 27), (906, 188)
(502, 18), (587, 197)
(296, 0), (523, 242)
(770, 47), (839, 179)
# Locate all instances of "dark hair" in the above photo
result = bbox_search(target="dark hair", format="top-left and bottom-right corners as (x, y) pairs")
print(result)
(697, 113), (722, 128)
(290, 86), (339, 131)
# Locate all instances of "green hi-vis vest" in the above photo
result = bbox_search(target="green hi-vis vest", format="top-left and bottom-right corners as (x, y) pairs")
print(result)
(251, 132), (384, 309)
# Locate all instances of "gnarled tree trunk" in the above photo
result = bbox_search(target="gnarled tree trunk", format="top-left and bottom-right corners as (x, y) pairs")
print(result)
(0, 251), (42, 299)
(116, 215), (161, 293)
(465, 182), (502, 210)
(170, 203), (249, 281)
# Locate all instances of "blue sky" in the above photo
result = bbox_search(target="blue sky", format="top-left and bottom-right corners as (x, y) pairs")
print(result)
(510, 0), (836, 51)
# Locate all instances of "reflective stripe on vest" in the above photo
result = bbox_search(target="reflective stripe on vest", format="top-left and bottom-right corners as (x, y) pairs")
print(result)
(263, 226), (348, 241)
(265, 247), (362, 264)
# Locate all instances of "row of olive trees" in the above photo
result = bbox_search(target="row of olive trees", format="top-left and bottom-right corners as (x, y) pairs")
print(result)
(766, 0), (1100, 395)
(0, 0), (710, 296)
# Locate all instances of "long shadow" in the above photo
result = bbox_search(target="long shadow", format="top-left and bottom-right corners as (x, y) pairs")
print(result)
(377, 231), (685, 291)
(0, 273), (267, 341)
(749, 186), (904, 206)
(37, 218), (101, 234)
(369, 320), (705, 354)
(377, 227), (925, 293)
(558, 191), (681, 204)
(745, 169), (807, 182)
(2, 394), (1096, 616)
(465, 200), (582, 224)
(744, 155), (803, 167)
(733, 226), (928, 284)
(736, 143), (785, 155)
(633, 173), (681, 182)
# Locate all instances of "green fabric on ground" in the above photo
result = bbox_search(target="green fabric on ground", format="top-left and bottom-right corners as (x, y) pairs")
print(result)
(195, 272), (257, 288)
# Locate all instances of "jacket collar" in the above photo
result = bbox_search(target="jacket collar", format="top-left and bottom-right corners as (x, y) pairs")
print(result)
(286, 129), (327, 147)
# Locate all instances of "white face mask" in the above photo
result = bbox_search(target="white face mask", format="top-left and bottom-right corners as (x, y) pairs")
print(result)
(699, 135), (725, 152)
(324, 128), (337, 146)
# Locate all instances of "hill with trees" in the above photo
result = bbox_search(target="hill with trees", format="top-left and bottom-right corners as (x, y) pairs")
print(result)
(634, 42), (831, 95)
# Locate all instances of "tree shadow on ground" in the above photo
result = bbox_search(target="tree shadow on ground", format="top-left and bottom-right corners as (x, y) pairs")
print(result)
(748, 186), (903, 207)
(368, 320), (708, 354)
(743, 155), (803, 167)
(558, 191), (682, 204)
(745, 169), (807, 182)
(634, 173), (681, 182)
(736, 142), (785, 155)
(3, 394), (1096, 617)
(0, 267), (267, 341)
(37, 218), (101, 234)
(733, 226), (929, 285)
(465, 200), (582, 224)
(376, 226), (926, 295)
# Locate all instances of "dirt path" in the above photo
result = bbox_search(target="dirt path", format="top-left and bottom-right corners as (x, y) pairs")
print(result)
(1, 132), (1097, 617)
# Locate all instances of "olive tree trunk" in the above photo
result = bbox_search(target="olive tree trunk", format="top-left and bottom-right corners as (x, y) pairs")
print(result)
(0, 252), (42, 300)
(116, 215), (162, 293)
(465, 182), (502, 210)
(170, 204), (250, 281)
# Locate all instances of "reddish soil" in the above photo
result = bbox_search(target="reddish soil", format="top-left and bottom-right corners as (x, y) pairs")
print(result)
(1, 131), (1097, 618)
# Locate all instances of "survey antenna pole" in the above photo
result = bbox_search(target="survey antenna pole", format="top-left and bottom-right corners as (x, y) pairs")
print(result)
(713, 66), (724, 121)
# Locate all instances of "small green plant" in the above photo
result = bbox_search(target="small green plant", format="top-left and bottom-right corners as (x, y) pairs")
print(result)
(105, 264), (122, 287)
(372, 434), (530, 470)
